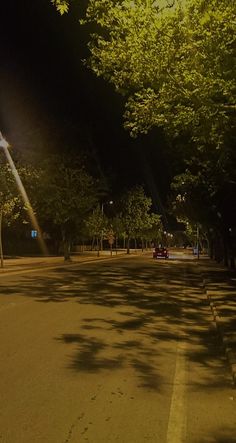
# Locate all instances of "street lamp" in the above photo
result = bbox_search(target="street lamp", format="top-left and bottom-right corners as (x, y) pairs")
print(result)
(100, 200), (113, 250)
(101, 200), (113, 214)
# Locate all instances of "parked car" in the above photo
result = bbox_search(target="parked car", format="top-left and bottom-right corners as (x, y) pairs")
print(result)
(153, 246), (169, 259)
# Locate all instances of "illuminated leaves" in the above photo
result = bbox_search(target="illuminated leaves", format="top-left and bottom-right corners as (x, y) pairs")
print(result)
(50, 0), (235, 150)
(37, 155), (98, 228)
(51, 0), (69, 15)
(0, 164), (20, 218)
(120, 185), (153, 236)
(81, 0), (236, 150)
(85, 205), (106, 238)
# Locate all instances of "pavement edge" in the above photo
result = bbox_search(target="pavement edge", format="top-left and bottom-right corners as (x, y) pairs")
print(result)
(202, 276), (236, 386)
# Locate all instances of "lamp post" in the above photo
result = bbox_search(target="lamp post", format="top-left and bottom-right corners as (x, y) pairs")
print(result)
(101, 200), (113, 214)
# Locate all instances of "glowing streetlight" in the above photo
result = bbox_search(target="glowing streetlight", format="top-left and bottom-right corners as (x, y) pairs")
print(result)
(101, 200), (113, 214)
(101, 200), (113, 250)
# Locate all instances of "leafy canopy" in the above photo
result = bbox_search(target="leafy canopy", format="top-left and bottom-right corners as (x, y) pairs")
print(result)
(52, 0), (235, 148)
(120, 185), (153, 236)
(83, 0), (236, 147)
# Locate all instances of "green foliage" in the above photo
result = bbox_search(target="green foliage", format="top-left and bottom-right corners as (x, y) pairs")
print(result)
(118, 186), (163, 251)
(82, 0), (235, 149)
(0, 160), (22, 225)
(110, 213), (125, 239)
(34, 154), (99, 240)
(0, 154), (40, 264)
(120, 185), (152, 237)
(139, 212), (163, 242)
(1, 148), (104, 258)
(51, 0), (236, 262)
(51, 0), (69, 15)
(171, 169), (214, 226)
(170, 134), (236, 231)
(85, 205), (107, 238)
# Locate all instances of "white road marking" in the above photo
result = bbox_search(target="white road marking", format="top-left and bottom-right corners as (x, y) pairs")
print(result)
(166, 338), (187, 443)
(166, 269), (188, 443)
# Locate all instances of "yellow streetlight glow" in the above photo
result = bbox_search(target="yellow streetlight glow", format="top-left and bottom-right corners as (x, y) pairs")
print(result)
(0, 132), (48, 256)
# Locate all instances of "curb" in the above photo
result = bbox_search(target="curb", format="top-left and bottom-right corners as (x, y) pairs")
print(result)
(202, 276), (236, 385)
(0, 251), (138, 277)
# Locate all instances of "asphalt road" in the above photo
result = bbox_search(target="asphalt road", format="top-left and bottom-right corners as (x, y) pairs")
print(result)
(0, 252), (236, 443)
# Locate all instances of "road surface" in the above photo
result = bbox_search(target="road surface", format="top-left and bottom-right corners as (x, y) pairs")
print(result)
(0, 252), (235, 442)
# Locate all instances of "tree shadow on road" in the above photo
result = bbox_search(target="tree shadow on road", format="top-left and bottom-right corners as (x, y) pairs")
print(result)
(0, 257), (234, 391)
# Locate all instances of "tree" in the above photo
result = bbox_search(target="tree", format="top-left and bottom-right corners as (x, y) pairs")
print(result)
(120, 185), (153, 253)
(110, 213), (125, 250)
(51, 0), (235, 159)
(85, 205), (108, 255)
(139, 212), (163, 250)
(32, 154), (99, 260)
(0, 161), (22, 267)
(170, 153), (236, 266)
(52, 0), (236, 266)
(51, 0), (236, 162)
(80, 0), (235, 147)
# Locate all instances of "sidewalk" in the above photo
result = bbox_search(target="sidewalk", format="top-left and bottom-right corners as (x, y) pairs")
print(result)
(197, 258), (236, 384)
(0, 249), (128, 275)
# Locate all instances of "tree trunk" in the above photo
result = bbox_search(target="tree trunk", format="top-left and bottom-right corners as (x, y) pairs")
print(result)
(223, 235), (229, 267)
(127, 236), (130, 254)
(62, 228), (71, 261)
(205, 235), (210, 256)
(63, 239), (71, 261)
(100, 231), (103, 251)
(209, 239), (214, 259)
(214, 234), (223, 263)
(228, 232), (235, 269)
(229, 256), (235, 269)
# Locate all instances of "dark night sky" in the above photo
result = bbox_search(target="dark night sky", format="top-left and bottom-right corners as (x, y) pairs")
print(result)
(0, 0), (172, 207)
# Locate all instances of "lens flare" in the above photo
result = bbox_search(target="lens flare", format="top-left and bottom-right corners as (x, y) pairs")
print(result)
(0, 133), (48, 255)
